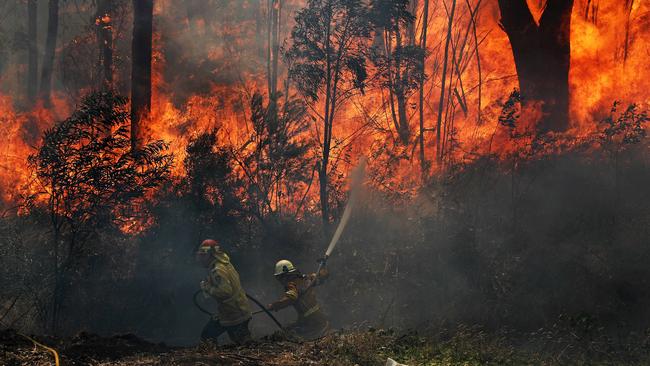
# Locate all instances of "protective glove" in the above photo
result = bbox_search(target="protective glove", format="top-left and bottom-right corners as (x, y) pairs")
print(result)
(200, 279), (210, 296)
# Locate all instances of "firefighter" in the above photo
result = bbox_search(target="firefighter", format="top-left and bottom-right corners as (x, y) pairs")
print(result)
(266, 259), (330, 339)
(196, 239), (252, 344)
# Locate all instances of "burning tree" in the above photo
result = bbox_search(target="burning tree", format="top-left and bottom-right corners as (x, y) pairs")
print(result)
(286, 0), (372, 232)
(40, 0), (60, 107)
(235, 93), (314, 221)
(29, 91), (172, 333)
(181, 129), (243, 244)
(27, 0), (38, 105)
(369, 0), (425, 145)
(95, 0), (115, 90)
(131, 0), (153, 150)
(498, 0), (574, 132)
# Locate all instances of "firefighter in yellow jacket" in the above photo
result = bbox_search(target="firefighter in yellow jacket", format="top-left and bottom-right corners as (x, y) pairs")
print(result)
(196, 239), (252, 344)
(267, 259), (330, 339)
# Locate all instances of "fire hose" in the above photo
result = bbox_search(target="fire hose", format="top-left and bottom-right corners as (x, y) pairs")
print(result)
(192, 290), (284, 331)
(193, 158), (366, 330)
(17, 333), (60, 366)
(245, 293), (284, 330)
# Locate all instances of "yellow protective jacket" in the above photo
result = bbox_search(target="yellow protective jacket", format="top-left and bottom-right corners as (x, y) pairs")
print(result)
(270, 268), (329, 323)
(202, 251), (252, 326)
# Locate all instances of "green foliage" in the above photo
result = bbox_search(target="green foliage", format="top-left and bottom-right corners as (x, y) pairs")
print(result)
(30, 91), (173, 233)
(598, 102), (648, 154)
(27, 91), (173, 332)
(369, 0), (425, 99)
(369, 0), (415, 30)
(235, 92), (314, 218)
(317, 328), (523, 366)
(184, 129), (241, 215)
(286, 0), (372, 102)
(498, 89), (521, 131)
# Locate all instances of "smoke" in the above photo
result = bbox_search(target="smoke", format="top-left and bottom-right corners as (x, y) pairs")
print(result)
(325, 158), (367, 258)
(3, 129), (650, 345)
(2, 0), (650, 347)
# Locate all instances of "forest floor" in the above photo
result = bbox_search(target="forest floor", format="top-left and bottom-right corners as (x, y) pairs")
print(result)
(2, 325), (650, 365)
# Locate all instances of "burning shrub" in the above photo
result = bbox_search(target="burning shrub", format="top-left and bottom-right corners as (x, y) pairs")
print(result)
(598, 102), (649, 155)
(236, 92), (315, 219)
(27, 91), (173, 332)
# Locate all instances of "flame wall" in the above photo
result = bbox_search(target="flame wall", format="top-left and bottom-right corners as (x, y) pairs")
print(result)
(1, 0), (649, 209)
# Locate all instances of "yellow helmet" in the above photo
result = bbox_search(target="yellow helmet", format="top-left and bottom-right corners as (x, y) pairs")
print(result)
(274, 259), (297, 276)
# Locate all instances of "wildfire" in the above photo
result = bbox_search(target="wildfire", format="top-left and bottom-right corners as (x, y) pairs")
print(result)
(1, 0), (649, 220)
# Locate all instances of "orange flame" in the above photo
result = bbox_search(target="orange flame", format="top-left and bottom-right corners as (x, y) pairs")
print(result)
(1, 0), (649, 220)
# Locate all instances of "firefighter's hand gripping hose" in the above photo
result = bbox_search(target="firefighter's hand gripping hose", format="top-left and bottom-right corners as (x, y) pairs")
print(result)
(192, 290), (284, 331)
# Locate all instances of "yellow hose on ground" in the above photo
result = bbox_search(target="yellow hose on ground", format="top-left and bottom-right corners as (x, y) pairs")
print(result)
(17, 332), (60, 366)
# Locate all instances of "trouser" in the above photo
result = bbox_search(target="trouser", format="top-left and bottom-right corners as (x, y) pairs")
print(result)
(201, 318), (252, 345)
(290, 311), (330, 340)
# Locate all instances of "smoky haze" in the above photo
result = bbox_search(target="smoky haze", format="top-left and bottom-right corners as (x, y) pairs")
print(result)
(79, 143), (650, 345)
(1, 0), (650, 348)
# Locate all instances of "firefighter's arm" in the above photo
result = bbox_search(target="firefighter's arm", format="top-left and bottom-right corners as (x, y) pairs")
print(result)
(309, 265), (329, 287)
(201, 269), (233, 300)
(267, 282), (299, 311)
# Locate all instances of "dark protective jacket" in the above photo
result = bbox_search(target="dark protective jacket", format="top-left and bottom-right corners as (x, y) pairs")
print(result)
(202, 251), (252, 326)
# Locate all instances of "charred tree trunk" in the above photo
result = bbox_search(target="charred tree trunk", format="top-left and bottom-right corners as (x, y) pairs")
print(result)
(96, 0), (114, 89)
(623, 0), (635, 64)
(264, 0), (282, 128)
(408, 0), (418, 45)
(419, 0), (429, 178)
(394, 30), (410, 144)
(436, 0), (456, 162)
(498, 0), (574, 132)
(40, 0), (59, 107)
(27, 0), (38, 105)
(131, 0), (153, 151)
(267, 0), (281, 102)
(272, 1), (281, 99)
(255, 0), (265, 58)
(382, 23), (411, 145)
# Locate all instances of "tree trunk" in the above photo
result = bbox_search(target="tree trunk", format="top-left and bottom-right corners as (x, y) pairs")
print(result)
(96, 0), (114, 89)
(271, 1), (281, 99)
(254, 0), (265, 58)
(436, 0), (456, 162)
(131, 0), (153, 151)
(623, 0), (635, 64)
(419, 0), (429, 179)
(266, 0), (282, 126)
(27, 0), (38, 105)
(408, 0), (418, 45)
(395, 88), (410, 143)
(498, 0), (574, 132)
(394, 29), (410, 144)
(40, 0), (59, 107)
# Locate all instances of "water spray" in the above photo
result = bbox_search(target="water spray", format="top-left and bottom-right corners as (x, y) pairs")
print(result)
(314, 158), (367, 277)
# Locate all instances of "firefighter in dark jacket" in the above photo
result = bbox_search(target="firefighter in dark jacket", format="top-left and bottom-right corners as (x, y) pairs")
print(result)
(196, 239), (252, 344)
(266, 259), (330, 339)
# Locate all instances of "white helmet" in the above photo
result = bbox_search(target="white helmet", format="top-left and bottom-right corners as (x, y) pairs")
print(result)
(274, 259), (297, 276)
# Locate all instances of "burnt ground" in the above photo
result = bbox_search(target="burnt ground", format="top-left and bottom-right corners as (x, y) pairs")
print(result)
(2, 326), (650, 365)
